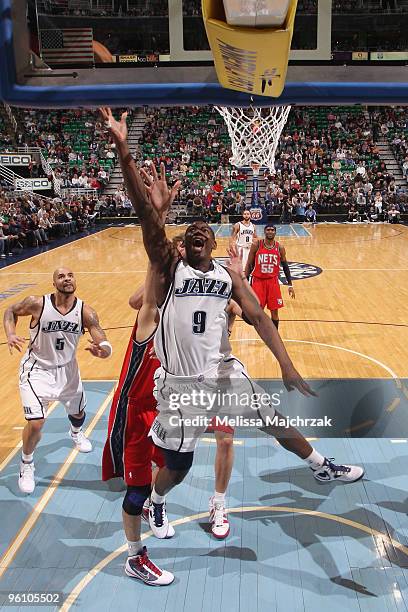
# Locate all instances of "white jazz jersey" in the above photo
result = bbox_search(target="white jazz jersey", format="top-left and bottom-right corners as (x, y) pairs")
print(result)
(23, 294), (84, 368)
(154, 260), (232, 376)
(236, 221), (255, 248)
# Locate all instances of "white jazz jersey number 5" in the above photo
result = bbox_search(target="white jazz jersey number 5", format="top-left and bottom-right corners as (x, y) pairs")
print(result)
(19, 294), (86, 420)
(154, 260), (233, 377)
(24, 294), (84, 367)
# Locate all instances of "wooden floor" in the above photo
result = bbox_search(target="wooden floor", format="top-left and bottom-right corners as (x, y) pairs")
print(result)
(1, 222), (408, 462)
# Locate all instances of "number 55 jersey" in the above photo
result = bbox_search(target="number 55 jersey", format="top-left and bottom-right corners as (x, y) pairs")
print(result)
(251, 240), (284, 311)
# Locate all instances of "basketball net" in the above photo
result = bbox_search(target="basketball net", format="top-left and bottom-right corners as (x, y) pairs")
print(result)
(215, 105), (291, 173)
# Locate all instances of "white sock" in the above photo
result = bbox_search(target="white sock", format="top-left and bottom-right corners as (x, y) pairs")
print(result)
(127, 539), (143, 557)
(70, 425), (82, 434)
(214, 491), (225, 504)
(151, 486), (165, 504)
(304, 449), (325, 469)
(22, 452), (34, 463)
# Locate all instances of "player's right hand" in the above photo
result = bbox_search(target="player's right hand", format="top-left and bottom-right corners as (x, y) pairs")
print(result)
(7, 334), (26, 354)
(280, 363), (317, 397)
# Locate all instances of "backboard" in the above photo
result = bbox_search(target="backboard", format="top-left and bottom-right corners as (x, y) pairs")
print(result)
(1, 0), (408, 107)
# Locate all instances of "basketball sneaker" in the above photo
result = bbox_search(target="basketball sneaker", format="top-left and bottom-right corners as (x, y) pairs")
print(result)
(18, 461), (35, 494)
(125, 546), (174, 586)
(209, 496), (230, 539)
(142, 497), (176, 536)
(69, 429), (92, 453)
(149, 499), (175, 538)
(312, 457), (364, 483)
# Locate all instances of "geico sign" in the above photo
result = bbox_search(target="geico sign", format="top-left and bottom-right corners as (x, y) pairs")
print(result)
(15, 178), (52, 190)
(0, 154), (31, 165)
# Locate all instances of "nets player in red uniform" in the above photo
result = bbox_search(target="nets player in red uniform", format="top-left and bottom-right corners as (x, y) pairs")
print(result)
(102, 263), (176, 586)
(245, 224), (295, 330)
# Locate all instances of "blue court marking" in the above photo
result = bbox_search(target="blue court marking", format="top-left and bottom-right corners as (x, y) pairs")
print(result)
(211, 224), (310, 238)
(1, 382), (408, 610)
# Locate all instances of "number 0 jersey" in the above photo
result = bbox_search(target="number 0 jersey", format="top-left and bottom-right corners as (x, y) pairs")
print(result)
(154, 259), (233, 376)
(22, 294), (84, 368)
(252, 240), (281, 280)
(236, 221), (255, 248)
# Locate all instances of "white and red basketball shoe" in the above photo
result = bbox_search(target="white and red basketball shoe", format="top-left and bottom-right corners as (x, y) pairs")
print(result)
(209, 496), (230, 539)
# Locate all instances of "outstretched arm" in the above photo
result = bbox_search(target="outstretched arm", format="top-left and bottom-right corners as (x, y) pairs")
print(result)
(229, 270), (315, 396)
(3, 296), (42, 354)
(100, 108), (179, 300)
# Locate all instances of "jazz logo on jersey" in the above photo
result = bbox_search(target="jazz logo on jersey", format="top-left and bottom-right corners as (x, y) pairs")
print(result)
(175, 278), (231, 298)
(42, 321), (81, 333)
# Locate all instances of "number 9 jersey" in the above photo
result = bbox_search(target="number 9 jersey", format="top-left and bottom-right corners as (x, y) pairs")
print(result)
(154, 260), (233, 376)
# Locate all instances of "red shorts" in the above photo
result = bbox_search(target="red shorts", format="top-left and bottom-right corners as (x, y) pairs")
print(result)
(102, 407), (165, 487)
(122, 410), (165, 486)
(251, 276), (283, 311)
(206, 416), (234, 435)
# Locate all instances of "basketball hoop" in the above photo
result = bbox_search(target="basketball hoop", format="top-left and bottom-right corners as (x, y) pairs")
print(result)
(215, 105), (291, 173)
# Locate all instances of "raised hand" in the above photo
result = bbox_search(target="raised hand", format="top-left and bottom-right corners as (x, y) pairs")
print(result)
(99, 107), (128, 143)
(139, 162), (181, 221)
(226, 244), (244, 277)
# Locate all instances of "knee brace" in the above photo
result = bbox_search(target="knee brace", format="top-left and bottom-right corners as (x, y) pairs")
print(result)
(68, 412), (86, 428)
(122, 484), (151, 516)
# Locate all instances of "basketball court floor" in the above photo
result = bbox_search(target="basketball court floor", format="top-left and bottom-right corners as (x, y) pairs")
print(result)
(1, 223), (408, 611)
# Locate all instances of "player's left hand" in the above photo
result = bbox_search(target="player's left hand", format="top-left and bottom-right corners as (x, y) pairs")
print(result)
(281, 363), (317, 397)
(85, 340), (110, 359)
(140, 162), (181, 221)
(288, 286), (295, 299)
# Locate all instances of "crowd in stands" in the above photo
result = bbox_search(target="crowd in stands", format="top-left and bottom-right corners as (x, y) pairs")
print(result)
(137, 106), (248, 221)
(0, 189), (98, 259)
(259, 106), (407, 222)
(134, 105), (407, 223)
(11, 108), (123, 193)
(2, 104), (408, 233)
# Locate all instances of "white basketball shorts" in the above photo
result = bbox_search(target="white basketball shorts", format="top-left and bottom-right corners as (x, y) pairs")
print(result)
(149, 356), (277, 452)
(19, 357), (86, 420)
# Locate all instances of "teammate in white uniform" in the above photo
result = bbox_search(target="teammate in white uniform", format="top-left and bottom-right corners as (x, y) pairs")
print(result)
(103, 107), (365, 543)
(230, 209), (256, 269)
(3, 267), (112, 494)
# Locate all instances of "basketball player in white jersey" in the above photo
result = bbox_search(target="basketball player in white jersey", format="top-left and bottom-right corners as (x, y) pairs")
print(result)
(230, 209), (257, 269)
(3, 267), (112, 494)
(102, 108), (364, 539)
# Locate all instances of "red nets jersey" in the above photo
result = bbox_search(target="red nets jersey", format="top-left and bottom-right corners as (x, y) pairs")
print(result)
(252, 240), (281, 279)
(115, 319), (158, 411)
(102, 318), (160, 483)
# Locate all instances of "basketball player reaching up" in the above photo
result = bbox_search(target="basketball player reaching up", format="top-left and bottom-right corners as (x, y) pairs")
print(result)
(245, 224), (294, 330)
(3, 267), (112, 494)
(102, 108), (364, 543)
(230, 209), (257, 269)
